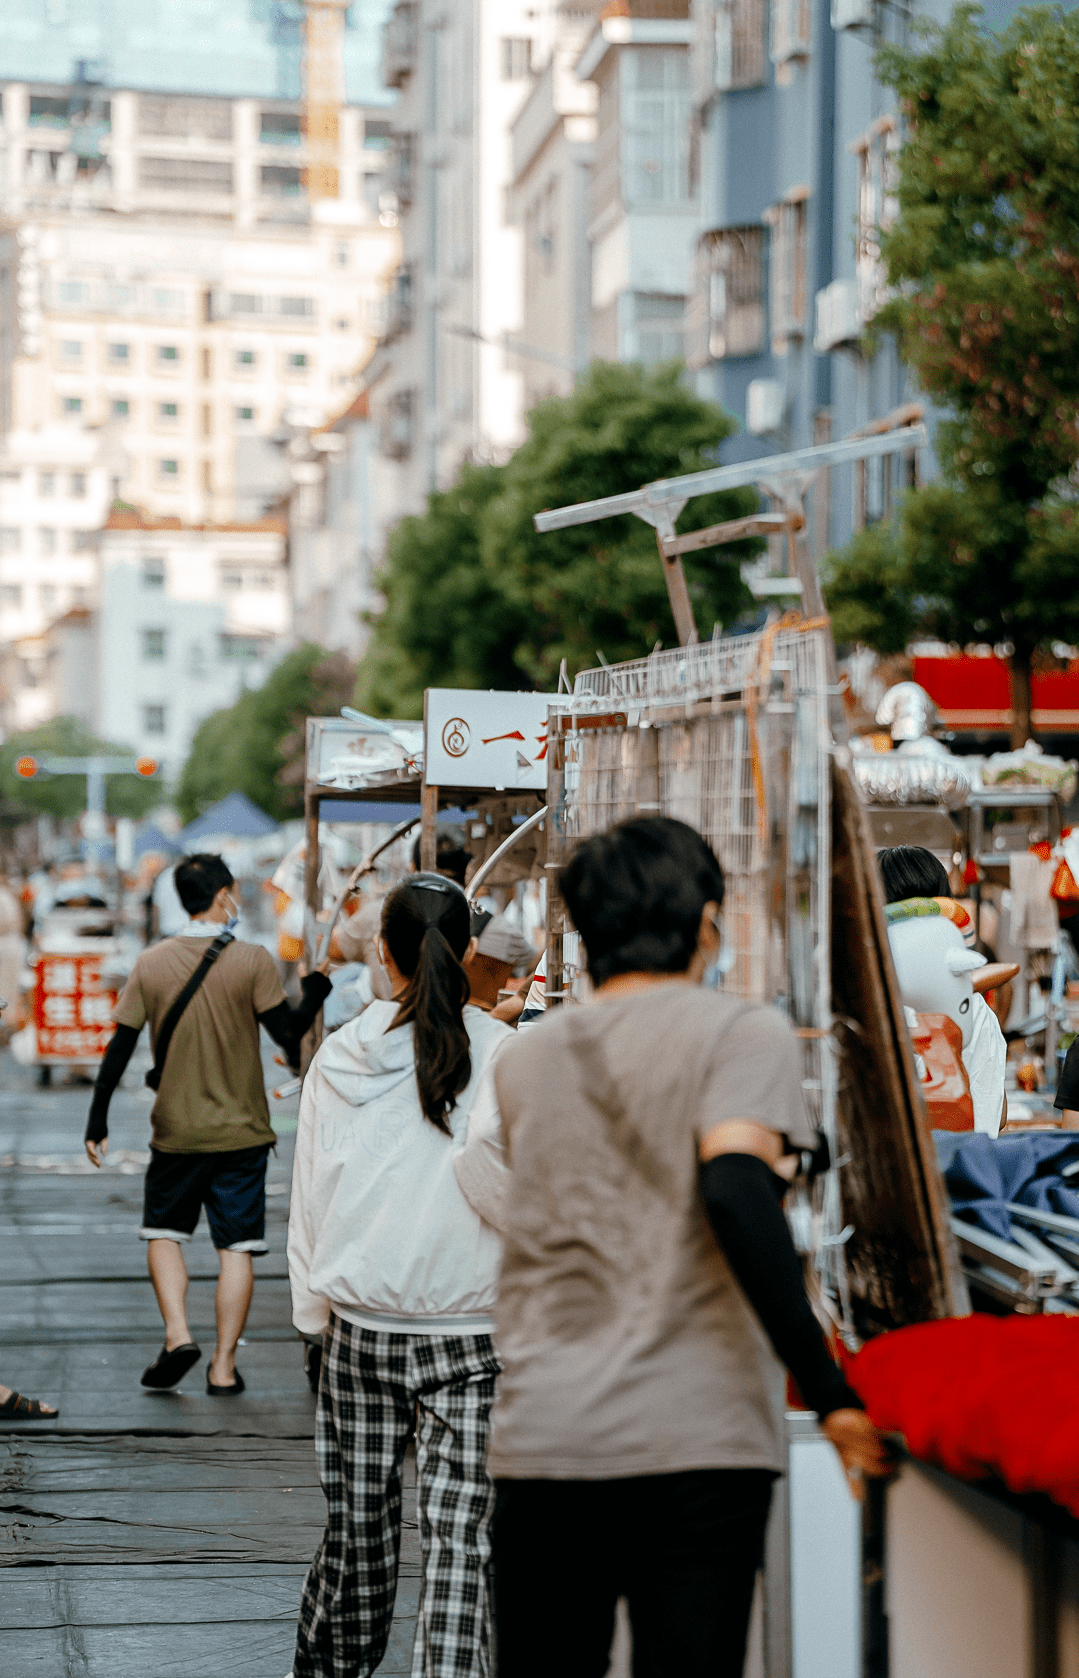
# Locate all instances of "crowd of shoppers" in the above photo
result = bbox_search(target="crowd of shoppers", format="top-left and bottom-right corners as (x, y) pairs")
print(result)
(285, 814), (888, 1678)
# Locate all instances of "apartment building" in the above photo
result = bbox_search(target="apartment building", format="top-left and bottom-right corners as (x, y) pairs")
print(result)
(93, 509), (290, 775)
(685, 0), (960, 547)
(0, 81), (400, 525)
(365, 0), (562, 514)
(507, 15), (598, 411)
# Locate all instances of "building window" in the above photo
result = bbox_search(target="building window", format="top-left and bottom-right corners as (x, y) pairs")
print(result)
(150, 287), (184, 313)
(364, 117), (392, 149)
(39, 584), (57, 612)
(695, 0), (767, 94)
(159, 459), (179, 478)
(60, 339), (82, 361)
(38, 528), (56, 557)
(854, 116), (900, 324)
(501, 37), (533, 80)
(220, 633), (261, 661)
(157, 345), (179, 365)
(158, 402), (179, 421)
(335, 243), (349, 268)
(57, 280), (90, 307)
(0, 528), (21, 554)
(259, 110), (301, 146)
(279, 296), (314, 318)
(201, 461), (213, 493)
(142, 557), (166, 588)
(235, 349), (256, 369)
(62, 396), (83, 416)
(139, 155), (233, 193)
(201, 403), (212, 438)
(201, 347), (213, 380)
(771, 0), (812, 65)
(623, 50), (693, 208)
(111, 398), (130, 419)
(221, 570), (244, 591)
(0, 585), (23, 607)
(38, 471), (55, 498)
(687, 226), (765, 367)
(108, 342), (130, 363)
(381, 388), (415, 460)
(143, 704), (166, 734)
(29, 95), (71, 129)
(142, 628), (166, 660)
(230, 293), (261, 315)
(235, 406), (255, 423)
(139, 94), (231, 141)
(287, 352), (309, 371)
(71, 530), (95, 551)
(763, 189), (809, 353)
(253, 570), (275, 591)
(630, 294), (686, 365)
(261, 165), (303, 198)
(70, 472), (87, 498)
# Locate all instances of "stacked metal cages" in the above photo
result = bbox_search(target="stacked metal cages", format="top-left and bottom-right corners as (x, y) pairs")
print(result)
(545, 624), (846, 1304)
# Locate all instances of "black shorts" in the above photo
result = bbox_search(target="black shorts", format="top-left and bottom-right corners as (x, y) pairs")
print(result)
(140, 1144), (271, 1253)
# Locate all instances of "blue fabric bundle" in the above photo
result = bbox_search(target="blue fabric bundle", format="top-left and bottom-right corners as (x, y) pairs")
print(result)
(935, 1131), (1079, 1240)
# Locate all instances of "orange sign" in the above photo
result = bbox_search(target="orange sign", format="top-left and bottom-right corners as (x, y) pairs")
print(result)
(15, 756), (38, 778)
(135, 757), (158, 777)
(33, 954), (117, 1061)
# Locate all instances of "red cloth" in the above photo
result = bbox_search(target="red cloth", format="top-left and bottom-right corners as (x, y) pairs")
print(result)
(847, 1316), (1079, 1516)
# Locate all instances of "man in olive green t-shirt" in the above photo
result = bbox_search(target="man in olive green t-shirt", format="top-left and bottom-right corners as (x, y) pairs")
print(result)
(85, 852), (330, 1396)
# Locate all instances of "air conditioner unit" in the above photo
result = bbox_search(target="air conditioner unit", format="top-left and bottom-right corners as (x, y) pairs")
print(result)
(746, 379), (785, 436)
(814, 280), (862, 353)
(831, 0), (874, 27)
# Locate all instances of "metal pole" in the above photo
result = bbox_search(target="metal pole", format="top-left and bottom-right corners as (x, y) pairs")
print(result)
(465, 806), (548, 903)
(84, 759), (107, 870)
(532, 424), (928, 535)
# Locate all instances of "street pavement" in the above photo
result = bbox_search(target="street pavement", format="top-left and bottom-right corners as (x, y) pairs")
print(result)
(0, 1040), (418, 1677)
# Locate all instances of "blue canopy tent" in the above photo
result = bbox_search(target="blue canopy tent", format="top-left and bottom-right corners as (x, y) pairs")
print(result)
(179, 791), (279, 848)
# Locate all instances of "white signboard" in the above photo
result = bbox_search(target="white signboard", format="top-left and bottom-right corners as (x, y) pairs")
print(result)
(425, 688), (555, 791)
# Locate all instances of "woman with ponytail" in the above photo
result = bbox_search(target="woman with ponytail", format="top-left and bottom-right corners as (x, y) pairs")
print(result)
(288, 874), (512, 1678)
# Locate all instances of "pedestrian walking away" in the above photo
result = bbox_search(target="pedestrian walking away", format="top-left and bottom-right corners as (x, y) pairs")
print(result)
(84, 852), (332, 1394)
(455, 816), (891, 1678)
(287, 873), (512, 1678)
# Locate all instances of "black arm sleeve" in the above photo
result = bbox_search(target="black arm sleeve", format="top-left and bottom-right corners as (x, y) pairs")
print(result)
(700, 1152), (861, 1421)
(85, 1023), (141, 1144)
(258, 971), (333, 1070)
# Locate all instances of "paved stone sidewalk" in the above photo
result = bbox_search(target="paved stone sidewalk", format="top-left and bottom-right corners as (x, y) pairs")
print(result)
(0, 1051), (417, 1677)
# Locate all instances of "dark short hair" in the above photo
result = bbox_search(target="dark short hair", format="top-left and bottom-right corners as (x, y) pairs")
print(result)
(410, 828), (471, 886)
(877, 845), (950, 905)
(174, 852), (234, 915)
(560, 816), (725, 988)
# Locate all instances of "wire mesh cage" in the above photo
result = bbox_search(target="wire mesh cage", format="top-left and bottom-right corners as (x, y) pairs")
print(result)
(545, 621), (850, 1309)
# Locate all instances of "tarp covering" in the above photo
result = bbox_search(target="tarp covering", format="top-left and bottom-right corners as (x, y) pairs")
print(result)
(179, 791), (278, 844)
(936, 1130), (1079, 1242)
(133, 821), (181, 860)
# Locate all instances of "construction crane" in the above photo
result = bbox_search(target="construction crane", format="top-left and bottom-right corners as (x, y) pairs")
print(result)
(303, 0), (349, 200)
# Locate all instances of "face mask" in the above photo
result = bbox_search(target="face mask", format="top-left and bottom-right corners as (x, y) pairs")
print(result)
(223, 893), (241, 933)
(703, 913), (735, 990)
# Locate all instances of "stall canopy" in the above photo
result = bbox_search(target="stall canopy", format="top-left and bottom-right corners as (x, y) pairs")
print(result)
(179, 790), (278, 847)
(133, 821), (181, 861)
(914, 655), (1079, 733)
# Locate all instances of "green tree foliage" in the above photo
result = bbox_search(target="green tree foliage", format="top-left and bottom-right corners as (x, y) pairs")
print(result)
(174, 645), (356, 825)
(0, 716), (160, 828)
(358, 362), (762, 715)
(824, 3), (1079, 742)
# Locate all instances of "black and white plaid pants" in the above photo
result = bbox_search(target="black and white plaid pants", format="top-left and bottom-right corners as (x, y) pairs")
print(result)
(294, 1314), (500, 1678)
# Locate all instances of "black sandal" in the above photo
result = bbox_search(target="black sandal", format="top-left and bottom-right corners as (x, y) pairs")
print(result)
(140, 1343), (201, 1390)
(206, 1368), (245, 1396)
(0, 1391), (57, 1419)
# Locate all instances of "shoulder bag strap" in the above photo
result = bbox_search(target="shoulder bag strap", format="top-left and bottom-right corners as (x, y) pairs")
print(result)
(145, 931), (234, 1091)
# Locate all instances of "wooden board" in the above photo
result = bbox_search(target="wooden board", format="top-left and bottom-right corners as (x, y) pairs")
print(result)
(830, 757), (969, 1334)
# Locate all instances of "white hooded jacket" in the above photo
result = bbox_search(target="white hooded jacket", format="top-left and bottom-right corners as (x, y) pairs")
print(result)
(288, 999), (512, 1337)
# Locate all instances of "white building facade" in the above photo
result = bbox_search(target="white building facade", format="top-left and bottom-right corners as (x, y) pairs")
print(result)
(93, 512), (290, 775)
(0, 80), (400, 524)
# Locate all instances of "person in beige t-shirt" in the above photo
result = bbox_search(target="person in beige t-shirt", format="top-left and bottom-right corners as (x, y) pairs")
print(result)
(84, 853), (330, 1397)
(455, 815), (888, 1678)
